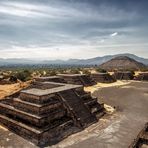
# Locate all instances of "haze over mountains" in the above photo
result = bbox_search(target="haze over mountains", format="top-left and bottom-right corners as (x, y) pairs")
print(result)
(0, 53), (148, 66)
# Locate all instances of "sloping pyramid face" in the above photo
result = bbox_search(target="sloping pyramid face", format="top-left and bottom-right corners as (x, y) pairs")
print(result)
(0, 82), (104, 146)
(91, 73), (116, 83)
(129, 123), (148, 148)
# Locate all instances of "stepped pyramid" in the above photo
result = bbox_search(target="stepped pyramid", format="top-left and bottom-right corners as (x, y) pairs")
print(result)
(0, 81), (104, 146)
(57, 74), (96, 86)
(35, 76), (66, 83)
(99, 56), (146, 71)
(91, 73), (116, 83)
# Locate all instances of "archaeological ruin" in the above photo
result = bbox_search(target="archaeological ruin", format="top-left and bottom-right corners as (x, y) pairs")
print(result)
(129, 122), (148, 148)
(112, 71), (134, 80)
(35, 76), (66, 83)
(134, 72), (148, 81)
(90, 73), (116, 83)
(57, 74), (96, 86)
(0, 81), (104, 146)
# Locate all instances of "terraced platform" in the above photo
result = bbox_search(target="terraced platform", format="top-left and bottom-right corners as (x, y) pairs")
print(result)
(57, 74), (96, 86)
(35, 76), (66, 83)
(0, 82), (104, 146)
(134, 72), (148, 81)
(113, 71), (134, 80)
(91, 73), (116, 83)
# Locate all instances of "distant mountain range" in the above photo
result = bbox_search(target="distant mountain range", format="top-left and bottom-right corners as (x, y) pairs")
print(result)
(0, 53), (148, 66)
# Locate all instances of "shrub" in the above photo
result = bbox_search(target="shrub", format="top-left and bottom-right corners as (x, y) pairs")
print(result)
(70, 68), (80, 74)
(95, 68), (107, 73)
(15, 70), (31, 82)
(49, 70), (57, 76)
(82, 69), (91, 75)
(9, 76), (17, 83)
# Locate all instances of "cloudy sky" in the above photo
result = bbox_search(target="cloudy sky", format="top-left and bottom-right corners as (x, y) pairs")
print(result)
(0, 0), (148, 60)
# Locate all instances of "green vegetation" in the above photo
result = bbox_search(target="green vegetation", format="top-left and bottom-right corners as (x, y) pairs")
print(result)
(140, 67), (148, 72)
(46, 70), (57, 76)
(82, 69), (91, 75)
(95, 68), (107, 73)
(70, 68), (81, 74)
(0, 65), (148, 83)
(14, 70), (32, 82)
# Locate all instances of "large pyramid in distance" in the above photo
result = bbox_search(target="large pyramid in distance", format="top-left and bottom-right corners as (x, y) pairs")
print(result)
(99, 56), (146, 70)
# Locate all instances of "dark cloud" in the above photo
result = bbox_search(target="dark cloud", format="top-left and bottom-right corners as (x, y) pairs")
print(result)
(0, 0), (147, 59)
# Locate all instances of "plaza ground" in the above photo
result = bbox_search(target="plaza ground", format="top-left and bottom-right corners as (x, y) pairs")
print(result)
(0, 81), (148, 148)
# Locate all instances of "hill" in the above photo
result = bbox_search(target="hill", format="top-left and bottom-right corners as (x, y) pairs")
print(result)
(0, 53), (148, 66)
(66, 53), (148, 65)
(99, 56), (146, 70)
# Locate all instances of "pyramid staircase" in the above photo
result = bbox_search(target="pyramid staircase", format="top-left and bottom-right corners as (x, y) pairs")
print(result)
(0, 82), (104, 146)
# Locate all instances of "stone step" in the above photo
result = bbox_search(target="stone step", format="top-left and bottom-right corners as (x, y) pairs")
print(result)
(0, 103), (66, 127)
(84, 97), (97, 104)
(0, 114), (41, 145)
(14, 98), (62, 115)
(140, 132), (148, 141)
(19, 92), (58, 104)
(77, 93), (91, 100)
(0, 114), (75, 146)
(59, 90), (97, 128)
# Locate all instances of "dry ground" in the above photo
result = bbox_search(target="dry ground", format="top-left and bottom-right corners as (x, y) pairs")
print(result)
(84, 80), (131, 93)
(0, 81), (148, 148)
(0, 81), (31, 99)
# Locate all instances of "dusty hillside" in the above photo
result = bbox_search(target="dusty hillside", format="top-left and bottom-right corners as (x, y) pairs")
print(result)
(0, 81), (31, 99)
(99, 56), (146, 70)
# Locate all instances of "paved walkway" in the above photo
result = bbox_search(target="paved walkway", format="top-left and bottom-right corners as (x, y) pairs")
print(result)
(0, 81), (148, 148)
(68, 81), (148, 148)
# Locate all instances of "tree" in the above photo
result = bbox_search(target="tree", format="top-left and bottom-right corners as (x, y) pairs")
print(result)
(15, 70), (31, 82)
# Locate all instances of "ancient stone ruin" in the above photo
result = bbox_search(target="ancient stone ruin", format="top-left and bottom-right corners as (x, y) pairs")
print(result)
(112, 71), (134, 80)
(134, 72), (148, 81)
(35, 76), (66, 83)
(57, 74), (96, 86)
(129, 122), (148, 148)
(0, 81), (104, 146)
(90, 73), (116, 83)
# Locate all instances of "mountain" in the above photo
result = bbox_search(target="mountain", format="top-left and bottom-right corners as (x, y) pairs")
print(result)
(99, 56), (146, 70)
(64, 53), (148, 65)
(0, 53), (148, 66)
(0, 58), (40, 66)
